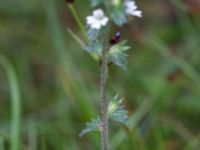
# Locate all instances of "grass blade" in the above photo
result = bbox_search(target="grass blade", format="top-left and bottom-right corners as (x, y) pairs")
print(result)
(0, 55), (21, 150)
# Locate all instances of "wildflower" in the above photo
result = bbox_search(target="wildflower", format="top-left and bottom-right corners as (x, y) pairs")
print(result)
(124, 1), (142, 17)
(86, 9), (109, 29)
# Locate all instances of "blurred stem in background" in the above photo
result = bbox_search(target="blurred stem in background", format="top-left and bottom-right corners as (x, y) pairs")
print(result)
(28, 121), (37, 150)
(67, 3), (86, 35)
(42, 0), (96, 119)
(0, 137), (5, 150)
(43, 0), (99, 148)
(0, 55), (21, 150)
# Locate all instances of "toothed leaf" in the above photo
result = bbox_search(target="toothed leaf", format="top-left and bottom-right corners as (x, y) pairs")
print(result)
(84, 40), (103, 54)
(90, 0), (103, 7)
(111, 11), (127, 26)
(108, 95), (130, 127)
(79, 117), (101, 137)
(107, 0), (128, 26)
(108, 40), (130, 69)
(87, 28), (101, 41)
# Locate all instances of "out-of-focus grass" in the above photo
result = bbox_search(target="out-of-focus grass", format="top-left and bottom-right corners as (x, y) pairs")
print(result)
(0, 0), (200, 149)
(0, 136), (5, 150)
(0, 55), (21, 150)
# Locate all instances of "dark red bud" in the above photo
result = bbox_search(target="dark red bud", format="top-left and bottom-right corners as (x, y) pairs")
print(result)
(66, 0), (74, 4)
(166, 72), (177, 83)
(115, 32), (121, 40)
(110, 32), (121, 45)
(110, 38), (117, 45)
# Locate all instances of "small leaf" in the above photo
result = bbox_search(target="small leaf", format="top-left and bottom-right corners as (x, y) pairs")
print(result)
(84, 40), (103, 60)
(108, 95), (130, 127)
(90, 0), (103, 7)
(111, 11), (127, 26)
(107, 1), (128, 26)
(79, 117), (101, 137)
(87, 28), (101, 41)
(108, 40), (130, 69)
(84, 40), (103, 54)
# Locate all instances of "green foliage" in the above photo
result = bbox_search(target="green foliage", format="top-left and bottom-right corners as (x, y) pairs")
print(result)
(106, 0), (128, 26)
(79, 117), (101, 137)
(110, 11), (127, 26)
(0, 137), (5, 150)
(0, 56), (21, 150)
(84, 40), (103, 54)
(87, 28), (102, 41)
(79, 95), (130, 137)
(90, 0), (103, 7)
(108, 40), (130, 69)
(84, 40), (103, 60)
(108, 95), (130, 127)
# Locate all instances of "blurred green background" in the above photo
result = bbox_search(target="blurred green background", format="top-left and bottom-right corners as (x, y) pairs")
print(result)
(0, 0), (200, 149)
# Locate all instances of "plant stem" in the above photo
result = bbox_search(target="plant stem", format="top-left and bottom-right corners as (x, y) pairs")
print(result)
(100, 49), (109, 150)
(0, 137), (5, 150)
(0, 55), (21, 150)
(68, 4), (86, 35)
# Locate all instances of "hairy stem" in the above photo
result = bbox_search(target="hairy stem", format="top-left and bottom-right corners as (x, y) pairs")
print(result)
(100, 49), (109, 150)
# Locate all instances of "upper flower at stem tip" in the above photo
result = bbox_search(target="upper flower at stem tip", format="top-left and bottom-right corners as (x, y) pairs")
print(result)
(86, 9), (109, 30)
(124, 0), (142, 17)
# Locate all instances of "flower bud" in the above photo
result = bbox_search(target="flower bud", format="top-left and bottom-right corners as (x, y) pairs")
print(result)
(66, 0), (74, 4)
(110, 32), (121, 45)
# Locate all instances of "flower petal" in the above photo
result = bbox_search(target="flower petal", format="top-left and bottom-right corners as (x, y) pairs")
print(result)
(124, 1), (142, 18)
(100, 17), (109, 26)
(91, 22), (101, 29)
(125, 1), (137, 10)
(87, 16), (96, 24)
(93, 9), (104, 18)
(86, 9), (109, 30)
(132, 10), (142, 17)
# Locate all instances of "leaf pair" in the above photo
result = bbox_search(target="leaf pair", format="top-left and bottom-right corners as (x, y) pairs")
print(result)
(79, 95), (130, 137)
(84, 39), (130, 70)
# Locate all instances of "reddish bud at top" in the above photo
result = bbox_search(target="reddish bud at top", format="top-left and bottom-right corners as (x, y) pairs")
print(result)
(166, 71), (178, 83)
(66, 0), (74, 4)
(110, 32), (121, 45)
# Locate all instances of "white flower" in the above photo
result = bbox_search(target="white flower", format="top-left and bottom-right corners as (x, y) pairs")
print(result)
(86, 9), (109, 30)
(124, 1), (142, 17)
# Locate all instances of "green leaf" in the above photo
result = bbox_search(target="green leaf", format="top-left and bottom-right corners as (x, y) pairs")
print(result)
(84, 40), (103, 54)
(87, 28), (101, 41)
(79, 117), (101, 137)
(106, 0), (128, 26)
(108, 40), (130, 69)
(111, 11), (127, 26)
(90, 0), (103, 7)
(108, 95), (130, 127)
(84, 40), (103, 60)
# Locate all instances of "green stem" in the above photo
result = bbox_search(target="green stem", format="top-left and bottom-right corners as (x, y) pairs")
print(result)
(67, 28), (85, 47)
(68, 4), (86, 35)
(0, 55), (21, 150)
(0, 137), (5, 150)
